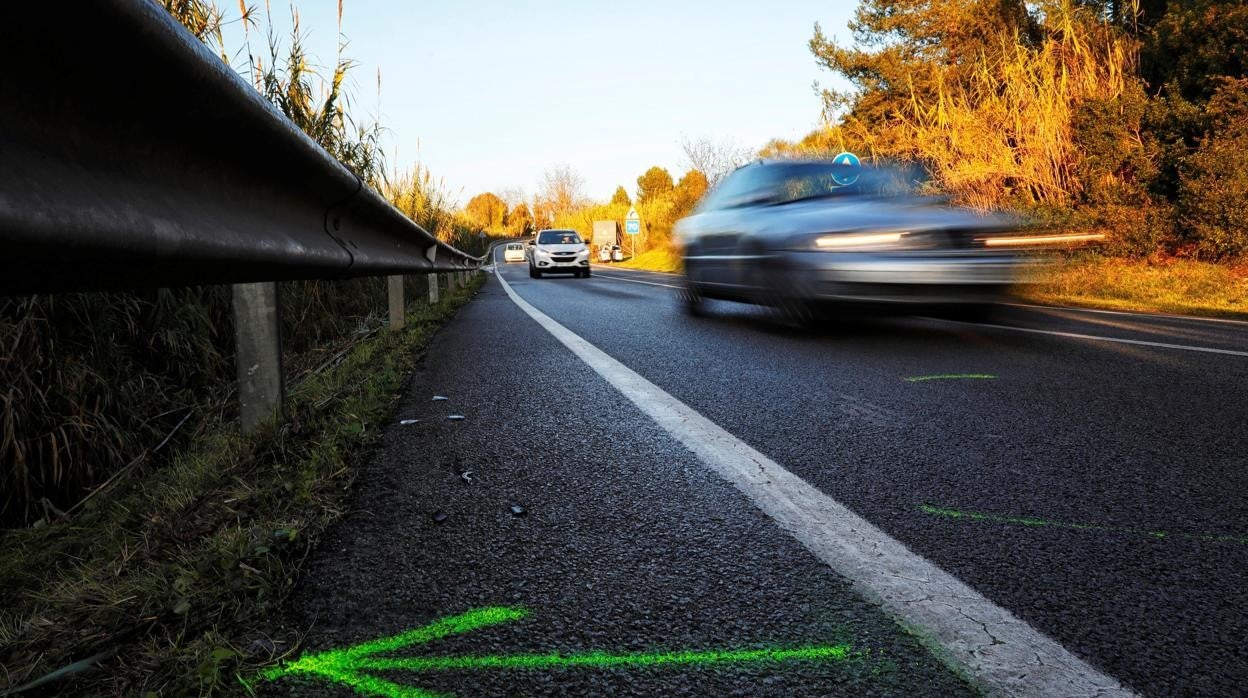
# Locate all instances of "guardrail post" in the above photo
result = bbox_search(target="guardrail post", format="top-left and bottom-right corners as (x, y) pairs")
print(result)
(426, 246), (440, 304)
(387, 275), (405, 331)
(232, 282), (284, 432)
(448, 272), (459, 293)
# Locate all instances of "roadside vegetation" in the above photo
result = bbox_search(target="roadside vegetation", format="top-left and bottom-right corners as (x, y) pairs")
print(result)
(615, 246), (683, 275)
(0, 279), (484, 695)
(1, 1), (495, 694)
(1021, 254), (1248, 318)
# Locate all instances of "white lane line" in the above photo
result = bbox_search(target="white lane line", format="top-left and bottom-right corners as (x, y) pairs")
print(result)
(593, 265), (681, 277)
(943, 320), (1248, 357)
(494, 271), (1134, 698)
(592, 273), (683, 289)
(588, 272), (1244, 356)
(1006, 302), (1248, 327)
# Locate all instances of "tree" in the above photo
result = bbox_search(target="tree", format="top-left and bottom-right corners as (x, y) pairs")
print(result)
(809, 0), (1039, 127)
(1179, 78), (1248, 258)
(1143, 0), (1248, 102)
(507, 202), (533, 236)
(636, 166), (674, 204)
(610, 186), (631, 206)
(464, 192), (508, 232)
(680, 136), (752, 185)
(672, 169), (710, 220)
(675, 169), (709, 203)
(810, 1), (1140, 209)
(537, 164), (585, 219)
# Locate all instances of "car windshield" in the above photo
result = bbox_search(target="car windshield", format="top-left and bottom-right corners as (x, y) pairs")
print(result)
(763, 163), (927, 204)
(538, 231), (582, 245)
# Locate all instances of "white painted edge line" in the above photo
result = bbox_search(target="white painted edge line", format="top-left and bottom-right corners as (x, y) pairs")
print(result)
(592, 264), (681, 277)
(945, 320), (1248, 358)
(592, 273), (683, 289)
(494, 270), (1135, 698)
(1006, 302), (1248, 327)
(590, 272), (1244, 357)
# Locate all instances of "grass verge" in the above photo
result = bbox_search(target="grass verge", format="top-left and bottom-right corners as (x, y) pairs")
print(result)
(1023, 254), (1248, 319)
(614, 245), (683, 274)
(0, 274), (484, 696)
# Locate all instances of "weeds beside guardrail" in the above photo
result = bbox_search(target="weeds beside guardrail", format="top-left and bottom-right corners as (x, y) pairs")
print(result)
(0, 275), (486, 696)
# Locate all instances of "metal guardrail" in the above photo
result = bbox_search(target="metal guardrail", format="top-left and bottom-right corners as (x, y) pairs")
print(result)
(0, 0), (483, 296)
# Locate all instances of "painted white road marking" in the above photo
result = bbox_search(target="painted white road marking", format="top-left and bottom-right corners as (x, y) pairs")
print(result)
(587, 267), (1244, 357)
(944, 320), (1248, 357)
(494, 271), (1134, 697)
(592, 273), (683, 289)
(1005, 302), (1248, 327)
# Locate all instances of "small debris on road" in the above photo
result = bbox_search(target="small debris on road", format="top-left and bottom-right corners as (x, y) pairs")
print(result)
(447, 415), (466, 421)
(432, 510), (449, 524)
(399, 419), (420, 425)
(461, 470), (473, 483)
(432, 395), (449, 401)
(509, 503), (526, 517)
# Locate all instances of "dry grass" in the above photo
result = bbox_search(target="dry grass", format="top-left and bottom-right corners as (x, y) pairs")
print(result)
(614, 245), (683, 274)
(0, 276), (484, 696)
(1024, 254), (1248, 318)
(896, 2), (1137, 210)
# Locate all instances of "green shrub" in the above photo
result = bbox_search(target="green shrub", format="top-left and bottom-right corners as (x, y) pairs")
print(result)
(1178, 79), (1248, 259)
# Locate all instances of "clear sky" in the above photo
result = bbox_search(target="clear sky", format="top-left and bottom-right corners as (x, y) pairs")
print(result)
(224, 1), (856, 204)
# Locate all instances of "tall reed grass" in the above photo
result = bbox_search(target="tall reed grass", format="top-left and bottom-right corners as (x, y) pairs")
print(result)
(0, 0), (481, 526)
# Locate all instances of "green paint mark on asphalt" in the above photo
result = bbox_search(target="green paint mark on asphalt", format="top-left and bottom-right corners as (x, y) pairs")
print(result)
(920, 504), (1248, 545)
(904, 374), (996, 382)
(262, 606), (855, 697)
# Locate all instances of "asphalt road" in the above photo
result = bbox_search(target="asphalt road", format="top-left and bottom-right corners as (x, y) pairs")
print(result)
(267, 255), (1247, 697)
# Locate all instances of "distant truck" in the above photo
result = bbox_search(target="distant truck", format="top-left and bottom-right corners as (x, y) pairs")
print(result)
(592, 220), (620, 253)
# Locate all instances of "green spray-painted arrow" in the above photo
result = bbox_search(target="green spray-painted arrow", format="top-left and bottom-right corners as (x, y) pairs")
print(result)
(262, 606), (854, 698)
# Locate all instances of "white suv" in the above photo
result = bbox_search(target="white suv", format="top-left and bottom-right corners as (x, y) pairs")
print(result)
(528, 229), (591, 278)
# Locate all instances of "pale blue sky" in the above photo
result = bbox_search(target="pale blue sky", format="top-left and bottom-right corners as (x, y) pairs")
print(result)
(224, 2), (855, 204)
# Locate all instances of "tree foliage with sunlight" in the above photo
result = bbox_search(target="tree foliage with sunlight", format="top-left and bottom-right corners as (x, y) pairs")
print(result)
(799, 0), (1248, 260)
(464, 192), (508, 232)
(636, 166), (675, 204)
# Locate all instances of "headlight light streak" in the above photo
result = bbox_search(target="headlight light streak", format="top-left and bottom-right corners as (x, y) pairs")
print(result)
(980, 233), (1105, 248)
(814, 232), (907, 250)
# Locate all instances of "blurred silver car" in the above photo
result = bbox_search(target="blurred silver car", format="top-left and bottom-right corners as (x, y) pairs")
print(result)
(674, 160), (1035, 321)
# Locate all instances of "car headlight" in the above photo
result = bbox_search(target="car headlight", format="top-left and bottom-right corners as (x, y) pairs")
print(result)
(813, 231), (910, 250)
(535, 248), (551, 258)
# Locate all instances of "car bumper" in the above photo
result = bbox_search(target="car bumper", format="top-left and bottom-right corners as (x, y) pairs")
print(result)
(534, 259), (590, 272)
(783, 250), (1034, 304)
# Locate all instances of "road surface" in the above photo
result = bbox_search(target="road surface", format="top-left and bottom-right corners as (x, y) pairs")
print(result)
(266, 253), (1247, 697)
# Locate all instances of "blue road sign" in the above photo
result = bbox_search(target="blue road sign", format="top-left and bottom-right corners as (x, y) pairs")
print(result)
(831, 152), (861, 186)
(625, 207), (641, 235)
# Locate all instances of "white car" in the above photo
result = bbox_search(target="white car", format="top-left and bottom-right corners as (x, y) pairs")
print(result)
(529, 229), (591, 278)
(598, 246), (611, 263)
(503, 242), (526, 263)
(611, 245), (624, 262)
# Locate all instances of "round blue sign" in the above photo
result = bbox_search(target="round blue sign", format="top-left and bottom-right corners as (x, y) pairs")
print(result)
(831, 152), (861, 186)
